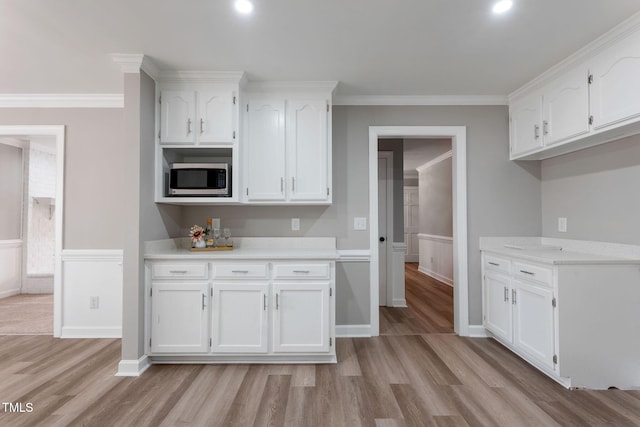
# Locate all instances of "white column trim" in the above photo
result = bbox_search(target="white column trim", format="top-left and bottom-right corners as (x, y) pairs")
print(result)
(417, 233), (454, 243)
(116, 355), (151, 377)
(335, 324), (372, 337)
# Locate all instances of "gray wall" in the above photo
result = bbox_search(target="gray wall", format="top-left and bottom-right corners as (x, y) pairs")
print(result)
(0, 109), (126, 249)
(0, 143), (23, 240)
(419, 157), (453, 237)
(378, 139), (404, 243)
(541, 134), (640, 244)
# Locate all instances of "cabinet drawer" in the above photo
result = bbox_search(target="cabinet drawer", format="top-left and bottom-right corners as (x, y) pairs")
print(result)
(273, 263), (330, 279)
(151, 262), (208, 280)
(212, 263), (268, 279)
(513, 261), (552, 285)
(483, 254), (511, 275)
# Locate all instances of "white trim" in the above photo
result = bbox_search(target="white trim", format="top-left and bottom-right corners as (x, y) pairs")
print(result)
(417, 265), (454, 287)
(246, 80), (338, 93)
(61, 249), (124, 262)
(0, 125), (65, 337)
(333, 95), (508, 106)
(158, 70), (247, 85)
(337, 250), (371, 262)
(391, 242), (408, 307)
(417, 233), (454, 243)
(116, 355), (151, 377)
(0, 240), (22, 248)
(0, 94), (124, 109)
(509, 11), (640, 101)
(0, 289), (21, 299)
(335, 324), (372, 337)
(416, 150), (453, 173)
(369, 126), (469, 337)
(467, 325), (489, 338)
(378, 151), (394, 307)
(110, 53), (160, 79)
(61, 326), (122, 339)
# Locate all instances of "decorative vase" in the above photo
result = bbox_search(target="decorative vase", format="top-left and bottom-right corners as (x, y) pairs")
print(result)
(193, 240), (206, 248)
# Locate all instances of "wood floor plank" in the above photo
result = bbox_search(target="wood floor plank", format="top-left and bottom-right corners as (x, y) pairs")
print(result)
(284, 386), (316, 427)
(252, 374), (291, 427)
(220, 365), (271, 426)
(336, 338), (362, 377)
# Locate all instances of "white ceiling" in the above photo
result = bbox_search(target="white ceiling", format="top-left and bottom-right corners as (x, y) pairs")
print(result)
(2, 0), (640, 97)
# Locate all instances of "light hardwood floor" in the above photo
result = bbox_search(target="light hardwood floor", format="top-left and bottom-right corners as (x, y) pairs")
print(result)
(1, 274), (640, 425)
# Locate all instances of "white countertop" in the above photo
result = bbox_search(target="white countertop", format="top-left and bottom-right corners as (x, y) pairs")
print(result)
(480, 237), (640, 265)
(144, 237), (339, 260)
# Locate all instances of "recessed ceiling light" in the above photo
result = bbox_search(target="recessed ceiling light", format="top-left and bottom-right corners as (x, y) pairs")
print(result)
(235, 0), (254, 14)
(492, 0), (513, 14)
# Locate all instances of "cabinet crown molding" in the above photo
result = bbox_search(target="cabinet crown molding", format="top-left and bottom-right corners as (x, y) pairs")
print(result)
(158, 70), (247, 85)
(110, 54), (159, 79)
(245, 80), (338, 94)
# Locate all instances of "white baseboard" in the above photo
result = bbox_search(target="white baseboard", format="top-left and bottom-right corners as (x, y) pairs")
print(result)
(418, 265), (454, 287)
(392, 298), (407, 307)
(336, 324), (372, 338)
(0, 288), (21, 299)
(61, 326), (122, 339)
(116, 355), (151, 377)
(467, 325), (489, 338)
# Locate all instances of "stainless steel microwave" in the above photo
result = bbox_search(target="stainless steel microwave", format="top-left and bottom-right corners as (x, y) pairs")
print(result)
(169, 163), (230, 196)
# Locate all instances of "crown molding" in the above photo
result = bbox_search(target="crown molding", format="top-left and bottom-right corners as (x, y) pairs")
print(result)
(158, 70), (247, 85)
(110, 53), (160, 80)
(333, 95), (508, 106)
(416, 150), (452, 173)
(246, 80), (339, 94)
(0, 94), (124, 108)
(509, 10), (640, 101)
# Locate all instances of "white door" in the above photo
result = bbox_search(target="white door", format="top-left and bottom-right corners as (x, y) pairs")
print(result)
(512, 280), (556, 371)
(160, 90), (196, 144)
(287, 99), (329, 201)
(378, 154), (391, 306)
(198, 89), (235, 144)
(483, 272), (512, 343)
(272, 282), (330, 353)
(510, 94), (543, 157)
(211, 282), (268, 353)
(590, 30), (640, 130)
(403, 186), (419, 263)
(245, 99), (286, 201)
(150, 282), (208, 353)
(542, 66), (590, 146)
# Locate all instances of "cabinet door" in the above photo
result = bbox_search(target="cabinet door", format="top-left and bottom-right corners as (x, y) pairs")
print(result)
(150, 282), (208, 353)
(245, 99), (286, 201)
(542, 67), (590, 146)
(211, 283), (268, 353)
(160, 90), (196, 144)
(273, 282), (330, 353)
(512, 280), (556, 371)
(509, 94), (543, 158)
(287, 99), (329, 201)
(590, 30), (640, 130)
(483, 271), (512, 343)
(198, 90), (235, 144)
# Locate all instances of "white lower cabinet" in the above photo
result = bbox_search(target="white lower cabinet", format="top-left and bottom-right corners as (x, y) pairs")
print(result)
(147, 259), (335, 363)
(150, 281), (209, 354)
(483, 271), (512, 343)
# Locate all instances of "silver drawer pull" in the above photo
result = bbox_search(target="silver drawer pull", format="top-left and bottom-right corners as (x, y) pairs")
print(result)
(520, 270), (535, 275)
(169, 270), (188, 274)
(488, 262), (500, 266)
(292, 270), (310, 274)
(231, 270), (249, 273)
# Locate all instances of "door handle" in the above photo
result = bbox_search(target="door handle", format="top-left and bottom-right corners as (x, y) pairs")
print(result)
(380, 237), (386, 242)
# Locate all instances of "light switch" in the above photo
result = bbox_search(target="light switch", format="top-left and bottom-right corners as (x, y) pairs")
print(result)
(291, 218), (300, 231)
(354, 217), (367, 230)
(558, 217), (567, 233)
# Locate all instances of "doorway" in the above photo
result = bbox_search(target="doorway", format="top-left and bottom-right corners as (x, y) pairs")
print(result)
(369, 126), (468, 337)
(0, 126), (65, 336)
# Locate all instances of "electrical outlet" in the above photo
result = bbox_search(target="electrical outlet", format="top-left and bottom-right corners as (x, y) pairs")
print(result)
(354, 217), (367, 230)
(558, 217), (567, 233)
(90, 296), (99, 309)
(291, 218), (300, 231)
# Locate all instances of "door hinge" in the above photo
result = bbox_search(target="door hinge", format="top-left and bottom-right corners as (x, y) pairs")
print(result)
(326, 103), (330, 113)
(233, 96), (236, 105)
(553, 354), (558, 364)
(330, 288), (333, 297)
(158, 129), (161, 139)
(211, 288), (213, 297)
(588, 74), (593, 85)
(246, 188), (249, 196)
(233, 130), (236, 139)
(210, 338), (212, 347)
(246, 104), (249, 112)
(150, 288), (152, 297)
(149, 338), (152, 347)
(329, 337), (332, 347)
(589, 115), (594, 125)
(552, 297), (557, 308)
(158, 95), (162, 104)
(327, 187), (330, 196)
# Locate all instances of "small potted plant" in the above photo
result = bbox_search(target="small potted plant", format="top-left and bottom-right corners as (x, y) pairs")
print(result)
(189, 224), (207, 248)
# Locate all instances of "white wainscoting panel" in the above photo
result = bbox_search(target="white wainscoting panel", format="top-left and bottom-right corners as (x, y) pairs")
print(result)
(392, 242), (407, 307)
(417, 234), (454, 286)
(61, 249), (123, 338)
(0, 240), (22, 298)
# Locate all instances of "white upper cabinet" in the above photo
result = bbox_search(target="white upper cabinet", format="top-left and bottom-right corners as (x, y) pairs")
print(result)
(160, 88), (236, 145)
(245, 99), (287, 201)
(509, 18), (640, 160)
(590, 29), (640, 130)
(542, 67), (590, 146)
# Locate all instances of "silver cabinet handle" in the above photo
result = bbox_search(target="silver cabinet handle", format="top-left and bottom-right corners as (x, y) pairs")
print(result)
(263, 294), (267, 311)
(187, 118), (192, 135)
(276, 294), (279, 310)
(280, 177), (284, 193)
(169, 270), (188, 274)
(520, 270), (535, 276)
(200, 118), (205, 134)
(293, 270), (310, 274)
(231, 270), (249, 274)
(534, 124), (540, 139)
(292, 177), (296, 192)
(488, 262), (499, 267)
(543, 120), (549, 135)
(504, 286), (508, 302)
(512, 289), (517, 305)
(202, 293), (205, 310)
